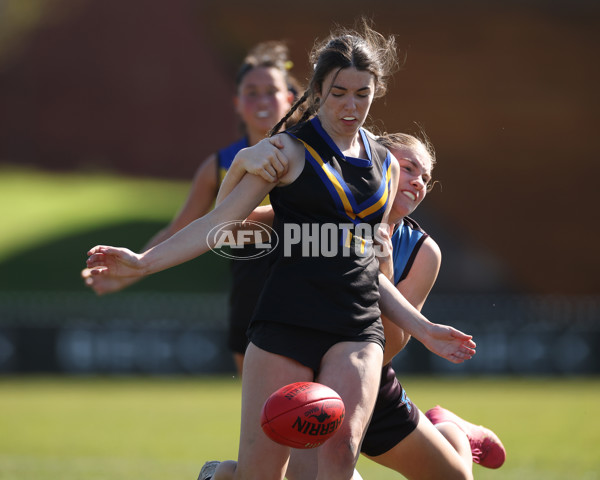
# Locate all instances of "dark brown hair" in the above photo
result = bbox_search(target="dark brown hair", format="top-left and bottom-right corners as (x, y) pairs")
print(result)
(269, 19), (398, 136)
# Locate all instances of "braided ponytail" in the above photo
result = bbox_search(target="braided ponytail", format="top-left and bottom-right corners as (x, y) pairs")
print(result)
(268, 89), (311, 137)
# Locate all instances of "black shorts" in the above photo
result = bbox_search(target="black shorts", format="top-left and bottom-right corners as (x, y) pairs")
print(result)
(361, 363), (420, 457)
(227, 254), (272, 355)
(227, 322), (249, 356)
(248, 320), (385, 374)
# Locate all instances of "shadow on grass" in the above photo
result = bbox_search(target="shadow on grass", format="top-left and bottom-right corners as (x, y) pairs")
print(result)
(0, 220), (231, 293)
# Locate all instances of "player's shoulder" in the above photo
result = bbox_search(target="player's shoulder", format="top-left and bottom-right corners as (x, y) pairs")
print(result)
(193, 152), (218, 179)
(277, 131), (308, 157)
(417, 235), (441, 268)
(403, 217), (441, 264)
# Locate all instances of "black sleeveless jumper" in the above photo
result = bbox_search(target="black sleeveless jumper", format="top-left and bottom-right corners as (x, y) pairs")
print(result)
(247, 116), (393, 371)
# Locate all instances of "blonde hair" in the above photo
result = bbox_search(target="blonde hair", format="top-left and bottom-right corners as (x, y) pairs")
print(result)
(378, 131), (437, 191)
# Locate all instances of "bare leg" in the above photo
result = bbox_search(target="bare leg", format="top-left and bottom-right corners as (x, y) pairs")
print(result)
(212, 461), (237, 480)
(286, 450), (317, 480)
(213, 341), (381, 480)
(286, 451), (365, 480)
(314, 341), (383, 480)
(233, 343), (313, 480)
(434, 422), (473, 467)
(365, 412), (472, 480)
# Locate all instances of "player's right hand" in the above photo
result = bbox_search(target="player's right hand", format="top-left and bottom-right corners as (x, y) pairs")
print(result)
(86, 245), (145, 278)
(81, 267), (139, 295)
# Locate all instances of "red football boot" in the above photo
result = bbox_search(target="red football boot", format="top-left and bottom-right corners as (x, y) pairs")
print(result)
(425, 405), (506, 469)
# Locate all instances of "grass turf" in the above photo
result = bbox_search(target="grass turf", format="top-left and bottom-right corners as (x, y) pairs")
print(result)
(0, 165), (230, 292)
(2, 168), (599, 478)
(0, 166), (190, 263)
(0, 375), (598, 479)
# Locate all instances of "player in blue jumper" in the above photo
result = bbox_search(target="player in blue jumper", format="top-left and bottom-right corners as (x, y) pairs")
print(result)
(203, 132), (504, 480)
(81, 41), (300, 375)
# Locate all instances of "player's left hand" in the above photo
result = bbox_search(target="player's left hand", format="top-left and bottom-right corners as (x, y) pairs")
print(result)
(238, 136), (289, 182)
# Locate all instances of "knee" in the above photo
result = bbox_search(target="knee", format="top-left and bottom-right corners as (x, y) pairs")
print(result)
(286, 460), (316, 480)
(456, 471), (473, 480)
(213, 460), (237, 480)
(319, 435), (360, 476)
(444, 466), (473, 480)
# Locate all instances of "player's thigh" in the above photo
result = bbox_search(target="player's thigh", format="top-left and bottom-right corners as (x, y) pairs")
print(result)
(317, 341), (383, 439)
(365, 412), (471, 480)
(236, 342), (313, 479)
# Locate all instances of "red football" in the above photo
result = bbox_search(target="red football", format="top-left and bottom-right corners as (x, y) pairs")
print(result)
(260, 381), (345, 449)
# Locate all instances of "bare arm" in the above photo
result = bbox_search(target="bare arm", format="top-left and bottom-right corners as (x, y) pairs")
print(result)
(374, 223), (395, 281)
(382, 237), (442, 364)
(87, 136), (304, 278)
(378, 272), (475, 364)
(374, 154), (470, 364)
(247, 205), (275, 226)
(86, 174), (275, 278)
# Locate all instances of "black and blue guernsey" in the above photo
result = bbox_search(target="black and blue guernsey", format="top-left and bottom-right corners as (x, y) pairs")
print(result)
(249, 116), (393, 348)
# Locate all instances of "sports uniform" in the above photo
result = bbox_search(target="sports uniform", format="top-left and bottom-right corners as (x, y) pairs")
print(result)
(248, 116), (393, 372)
(216, 138), (273, 355)
(361, 216), (428, 456)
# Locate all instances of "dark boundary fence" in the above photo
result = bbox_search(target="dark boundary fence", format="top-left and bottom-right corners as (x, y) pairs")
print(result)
(0, 292), (598, 375)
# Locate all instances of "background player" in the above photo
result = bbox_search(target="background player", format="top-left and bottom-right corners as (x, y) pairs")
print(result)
(81, 41), (300, 375)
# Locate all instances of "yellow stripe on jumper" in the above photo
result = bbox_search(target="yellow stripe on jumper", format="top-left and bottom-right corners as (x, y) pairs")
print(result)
(356, 160), (392, 218)
(299, 140), (357, 221)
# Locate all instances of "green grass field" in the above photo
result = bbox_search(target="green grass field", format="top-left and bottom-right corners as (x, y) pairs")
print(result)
(0, 166), (191, 263)
(1, 375), (599, 479)
(2, 167), (599, 478)
(0, 165), (230, 292)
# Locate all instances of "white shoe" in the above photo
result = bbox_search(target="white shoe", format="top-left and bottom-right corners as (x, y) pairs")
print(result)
(198, 461), (220, 480)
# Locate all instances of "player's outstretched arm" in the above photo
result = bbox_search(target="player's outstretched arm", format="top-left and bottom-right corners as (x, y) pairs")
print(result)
(381, 236), (442, 364)
(86, 174), (274, 280)
(82, 154), (220, 296)
(378, 273), (476, 364)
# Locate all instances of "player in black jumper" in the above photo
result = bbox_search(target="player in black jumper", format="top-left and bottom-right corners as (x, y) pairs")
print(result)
(204, 133), (504, 480)
(86, 21), (476, 480)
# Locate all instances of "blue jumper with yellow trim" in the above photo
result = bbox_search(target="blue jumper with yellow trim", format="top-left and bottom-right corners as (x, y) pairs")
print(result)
(216, 138), (273, 355)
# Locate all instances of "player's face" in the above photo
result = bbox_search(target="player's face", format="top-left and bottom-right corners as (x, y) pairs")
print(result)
(390, 144), (432, 222)
(317, 67), (375, 140)
(235, 66), (293, 138)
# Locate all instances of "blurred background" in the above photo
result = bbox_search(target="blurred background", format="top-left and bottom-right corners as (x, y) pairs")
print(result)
(0, 0), (598, 375)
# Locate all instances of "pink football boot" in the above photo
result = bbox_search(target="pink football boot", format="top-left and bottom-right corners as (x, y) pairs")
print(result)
(425, 405), (506, 469)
